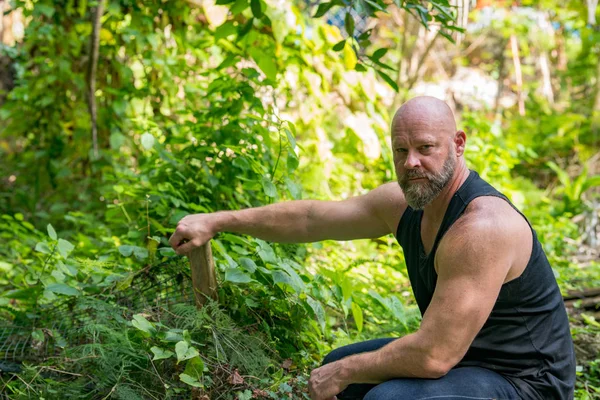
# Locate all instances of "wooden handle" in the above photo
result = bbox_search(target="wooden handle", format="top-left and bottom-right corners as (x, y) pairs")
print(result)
(188, 243), (218, 308)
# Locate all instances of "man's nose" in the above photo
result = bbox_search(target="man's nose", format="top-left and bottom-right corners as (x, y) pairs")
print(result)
(404, 151), (421, 169)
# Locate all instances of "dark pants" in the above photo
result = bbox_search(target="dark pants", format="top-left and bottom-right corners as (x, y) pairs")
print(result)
(322, 338), (520, 400)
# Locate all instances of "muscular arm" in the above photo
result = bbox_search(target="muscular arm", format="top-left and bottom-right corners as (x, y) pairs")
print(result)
(327, 206), (522, 384)
(170, 182), (406, 254)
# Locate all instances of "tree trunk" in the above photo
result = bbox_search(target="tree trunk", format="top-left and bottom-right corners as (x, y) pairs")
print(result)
(87, 0), (105, 159)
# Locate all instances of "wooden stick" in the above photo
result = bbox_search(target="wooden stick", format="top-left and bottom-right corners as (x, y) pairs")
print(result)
(188, 243), (218, 308)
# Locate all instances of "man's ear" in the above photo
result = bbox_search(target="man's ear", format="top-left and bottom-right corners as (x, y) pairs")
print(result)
(454, 130), (466, 157)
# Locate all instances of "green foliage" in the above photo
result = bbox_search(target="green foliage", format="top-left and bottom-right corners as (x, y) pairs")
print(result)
(0, 0), (599, 397)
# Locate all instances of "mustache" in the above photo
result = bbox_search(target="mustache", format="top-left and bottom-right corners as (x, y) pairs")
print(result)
(403, 170), (430, 180)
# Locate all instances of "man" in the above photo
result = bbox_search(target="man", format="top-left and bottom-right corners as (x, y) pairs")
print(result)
(169, 97), (575, 399)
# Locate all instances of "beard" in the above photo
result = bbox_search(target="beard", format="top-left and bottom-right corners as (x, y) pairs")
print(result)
(398, 153), (456, 210)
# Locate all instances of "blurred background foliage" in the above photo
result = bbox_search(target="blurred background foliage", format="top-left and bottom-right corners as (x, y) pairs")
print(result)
(0, 0), (599, 398)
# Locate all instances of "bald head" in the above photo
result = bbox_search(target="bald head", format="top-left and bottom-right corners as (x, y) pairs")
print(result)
(392, 96), (457, 139)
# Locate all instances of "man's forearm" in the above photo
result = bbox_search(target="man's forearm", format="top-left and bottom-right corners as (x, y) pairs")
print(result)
(211, 200), (322, 243)
(339, 332), (450, 384)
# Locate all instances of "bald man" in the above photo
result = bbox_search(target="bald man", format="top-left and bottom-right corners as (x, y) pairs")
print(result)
(170, 97), (575, 400)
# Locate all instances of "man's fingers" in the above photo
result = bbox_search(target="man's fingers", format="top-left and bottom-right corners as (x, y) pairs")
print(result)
(169, 227), (188, 250)
(175, 239), (198, 255)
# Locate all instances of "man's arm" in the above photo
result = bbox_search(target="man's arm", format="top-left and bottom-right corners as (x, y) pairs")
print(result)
(169, 182), (406, 254)
(309, 207), (521, 397)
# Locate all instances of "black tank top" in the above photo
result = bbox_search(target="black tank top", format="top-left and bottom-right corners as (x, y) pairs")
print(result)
(396, 170), (576, 400)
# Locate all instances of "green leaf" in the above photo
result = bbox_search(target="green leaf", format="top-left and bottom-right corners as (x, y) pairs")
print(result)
(261, 177), (277, 198)
(313, 2), (336, 18)
(250, 0), (262, 18)
(47, 224), (57, 240)
(225, 268), (252, 283)
(285, 178), (302, 200)
(306, 296), (326, 332)
(32, 329), (44, 342)
(180, 373), (203, 387)
(376, 69), (399, 92)
(249, 48), (277, 81)
(118, 245), (134, 257)
(238, 257), (257, 273)
(232, 156), (250, 170)
(285, 128), (296, 150)
(332, 40), (346, 52)
(287, 152), (299, 174)
(230, 0), (249, 15)
(132, 314), (157, 335)
(216, 0), (235, 4)
(345, 12), (354, 37)
(351, 302), (364, 332)
(372, 48), (387, 61)
(215, 21), (237, 40)
(46, 283), (79, 297)
(57, 239), (74, 258)
(141, 133), (155, 150)
(151, 346), (174, 361)
(255, 239), (277, 263)
(175, 341), (199, 363)
(35, 242), (52, 255)
(184, 356), (205, 380)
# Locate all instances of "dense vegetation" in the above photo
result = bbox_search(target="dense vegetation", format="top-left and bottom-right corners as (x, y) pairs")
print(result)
(0, 0), (599, 398)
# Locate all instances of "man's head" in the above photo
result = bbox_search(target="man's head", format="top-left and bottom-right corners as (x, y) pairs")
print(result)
(391, 96), (466, 209)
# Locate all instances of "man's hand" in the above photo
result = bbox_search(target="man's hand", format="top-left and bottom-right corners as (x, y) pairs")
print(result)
(169, 214), (217, 255)
(308, 361), (348, 400)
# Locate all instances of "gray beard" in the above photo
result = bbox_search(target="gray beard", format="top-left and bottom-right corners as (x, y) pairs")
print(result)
(398, 155), (456, 210)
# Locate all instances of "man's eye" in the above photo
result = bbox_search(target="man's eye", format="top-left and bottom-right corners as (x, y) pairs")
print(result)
(396, 148), (408, 154)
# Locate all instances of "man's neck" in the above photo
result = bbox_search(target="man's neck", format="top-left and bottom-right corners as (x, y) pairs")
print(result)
(423, 162), (470, 223)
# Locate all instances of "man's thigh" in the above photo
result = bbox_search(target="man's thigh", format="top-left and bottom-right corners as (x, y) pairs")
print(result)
(363, 366), (520, 400)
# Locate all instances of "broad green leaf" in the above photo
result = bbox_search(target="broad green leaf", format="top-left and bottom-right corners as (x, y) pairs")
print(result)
(231, 0), (249, 14)
(184, 356), (205, 380)
(132, 314), (156, 335)
(232, 156), (250, 170)
(250, 0), (262, 18)
(306, 296), (326, 332)
(238, 257), (257, 273)
(57, 239), (75, 258)
(351, 302), (364, 332)
(249, 48), (277, 81)
(46, 283), (79, 296)
(151, 346), (174, 361)
(287, 152), (299, 173)
(225, 268), (252, 283)
(133, 246), (149, 260)
(371, 48), (387, 61)
(35, 242), (52, 255)
(180, 373), (203, 387)
(313, 2), (336, 18)
(215, 21), (237, 40)
(285, 178), (302, 200)
(389, 296), (406, 324)
(255, 239), (277, 263)
(175, 341), (199, 363)
(261, 177), (277, 198)
(47, 224), (57, 240)
(332, 40), (346, 52)
(141, 132), (155, 150)
(582, 175), (600, 194)
(32, 329), (44, 342)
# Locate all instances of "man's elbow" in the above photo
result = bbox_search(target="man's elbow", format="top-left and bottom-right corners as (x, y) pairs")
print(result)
(422, 357), (452, 379)
(422, 349), (463, 379)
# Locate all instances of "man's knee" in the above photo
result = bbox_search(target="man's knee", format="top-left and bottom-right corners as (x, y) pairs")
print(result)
(321, 346), (348, 366)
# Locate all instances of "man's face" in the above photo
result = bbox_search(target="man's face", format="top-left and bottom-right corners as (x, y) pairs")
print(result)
(392, 121), (457, 210)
